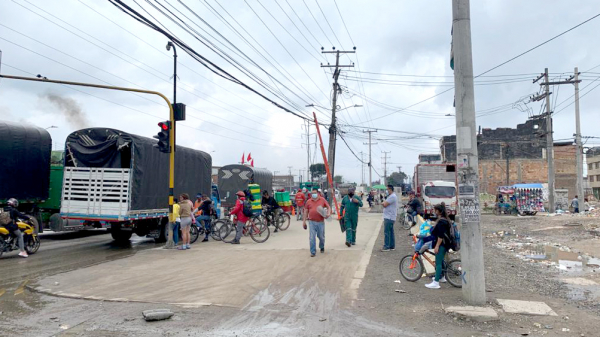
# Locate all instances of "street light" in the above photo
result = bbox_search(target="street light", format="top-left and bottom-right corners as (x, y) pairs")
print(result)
(306, 103), (362, 112)
(166, 41), (177, 104)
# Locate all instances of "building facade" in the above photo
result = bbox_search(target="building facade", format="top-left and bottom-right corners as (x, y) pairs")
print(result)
(440, 119), (578, 198)
(587, 147), (600, 199)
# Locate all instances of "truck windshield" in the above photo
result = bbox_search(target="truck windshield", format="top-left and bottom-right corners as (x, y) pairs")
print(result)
(424, 186), (455, 198)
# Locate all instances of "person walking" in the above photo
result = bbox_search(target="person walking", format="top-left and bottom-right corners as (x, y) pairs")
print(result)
(381, 184), (398, 252)
(230, 191), (249, 244)
(302, 187), (331, 257)
(571, 195), (580, 213)
(426, 203), (452, 289)
(178, 193), (193, 250)
(340, 187), (363, 247)
(295, 188), (307, 220)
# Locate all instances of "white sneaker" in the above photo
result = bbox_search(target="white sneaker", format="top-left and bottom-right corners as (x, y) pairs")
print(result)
(18, 251), (28, 258)
(425, 280), (440, 289)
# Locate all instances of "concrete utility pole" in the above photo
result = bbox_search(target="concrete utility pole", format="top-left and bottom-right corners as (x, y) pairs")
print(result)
(288, 166), (293, 192)
(505, 144), (510, 185)
(363, 130), (377, 188)
(321, 48), (355, 200)
(532, 69), (581, 211)
(452, 0), (486, 305)
(305, 120), (311, 182)
(574, 67), (584, 200)
(360, 151), (366, 186)
(382, 151), (391, 186)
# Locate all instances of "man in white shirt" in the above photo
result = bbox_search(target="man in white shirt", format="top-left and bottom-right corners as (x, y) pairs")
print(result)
(381, 184), (398, 252)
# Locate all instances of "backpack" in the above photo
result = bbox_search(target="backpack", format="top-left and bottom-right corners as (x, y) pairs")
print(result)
(445, 220), (461, 251)
(0, 210), (10, 226)
(242, 199), (253, 217)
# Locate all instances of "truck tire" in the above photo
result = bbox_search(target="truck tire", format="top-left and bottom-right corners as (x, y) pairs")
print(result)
(111, 224), (132, 242)
(154, 220), (167, 243)
(49, 214), (64, 232)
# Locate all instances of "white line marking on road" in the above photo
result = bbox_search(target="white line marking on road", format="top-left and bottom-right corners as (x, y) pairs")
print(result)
(350, 219), (383, 299)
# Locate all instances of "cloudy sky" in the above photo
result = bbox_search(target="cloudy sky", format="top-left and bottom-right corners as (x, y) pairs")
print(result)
(1, 0), (599, 185)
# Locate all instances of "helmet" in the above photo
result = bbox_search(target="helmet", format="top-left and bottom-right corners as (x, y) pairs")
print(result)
(302, 188), (307, 193)
(236, 191), (245, 197)
(7, 198), (18, 207)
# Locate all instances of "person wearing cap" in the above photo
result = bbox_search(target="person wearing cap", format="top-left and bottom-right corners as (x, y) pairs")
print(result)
(230, 191), (249, 244)
(303, 186), (331, 257)
(295, 188), (307, 220)
(193, 194), (213, 242)
(340, 187), (363, 247)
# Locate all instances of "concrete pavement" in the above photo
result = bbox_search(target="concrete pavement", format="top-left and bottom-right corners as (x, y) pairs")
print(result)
(33, 210), (383, 309)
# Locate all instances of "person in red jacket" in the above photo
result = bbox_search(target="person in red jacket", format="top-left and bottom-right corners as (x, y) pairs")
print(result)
(230, 191), (248, 244)
(294, 188), (307, 220)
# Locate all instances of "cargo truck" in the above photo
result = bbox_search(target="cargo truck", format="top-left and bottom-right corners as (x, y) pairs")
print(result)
(60, 128), (212, 242)
(413, 163), (457, 216)
(217, 165), (272, 208)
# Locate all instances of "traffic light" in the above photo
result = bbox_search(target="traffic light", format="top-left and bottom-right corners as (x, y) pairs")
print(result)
(153, 121), (171, 153)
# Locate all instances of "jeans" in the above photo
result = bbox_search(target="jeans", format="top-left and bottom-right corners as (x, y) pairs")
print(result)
(12, 229), (25, 251)
(435, 245), (448, 282)
(574, 207), (579, 213)
(415, 236), (434, 253)
(383, 219), (395, 249)
(234, 221), (245, 242)
(309, 220), (325, 255)
(196, 215), (211, 238)
(171, 221), (180, 244)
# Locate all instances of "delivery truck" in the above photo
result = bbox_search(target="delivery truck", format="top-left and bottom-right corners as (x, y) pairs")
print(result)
(60, 128), (212, 242)
(413, 163), (457, 216)
(217, 165), (272, 208)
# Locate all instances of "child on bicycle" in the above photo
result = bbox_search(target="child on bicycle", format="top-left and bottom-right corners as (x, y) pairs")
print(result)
(414, 214), (435, 254)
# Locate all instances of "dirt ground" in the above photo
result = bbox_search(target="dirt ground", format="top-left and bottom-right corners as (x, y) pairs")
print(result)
(353, 212), (600, 337)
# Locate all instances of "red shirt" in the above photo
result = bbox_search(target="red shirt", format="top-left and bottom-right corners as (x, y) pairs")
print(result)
(295, 192), (306, 207)
(304, 196), (330, 222)
(231, 197), (249, 223)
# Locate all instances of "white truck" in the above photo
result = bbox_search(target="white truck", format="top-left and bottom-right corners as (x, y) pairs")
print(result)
(413, 164), (457, 216)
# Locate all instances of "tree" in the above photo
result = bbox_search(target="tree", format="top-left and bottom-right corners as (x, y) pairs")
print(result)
(334, 175), (343, 183)
(310, 163), (326, 180)
(387, 171), (408, 186)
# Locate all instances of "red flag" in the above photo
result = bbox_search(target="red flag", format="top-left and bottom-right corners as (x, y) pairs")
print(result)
(247, 153), (252, 161)
(241, 152), (245, 164)
(251, 159), (254, 167)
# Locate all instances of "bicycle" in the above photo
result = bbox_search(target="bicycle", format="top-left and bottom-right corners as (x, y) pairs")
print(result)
(262, 207), (291, 231)
(217, 214), (270, 243)
(192, 215), (222, 242)
(398, 205), (416, 230)
(399, 234), (462, 288)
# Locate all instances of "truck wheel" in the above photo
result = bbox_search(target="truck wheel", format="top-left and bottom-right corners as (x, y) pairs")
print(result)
(49, 214), (64, 232)
(111, 224), (132, 242)
(154, 221), (167, 243)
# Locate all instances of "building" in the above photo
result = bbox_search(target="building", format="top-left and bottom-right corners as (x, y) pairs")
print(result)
(440, 119), (578, 198)
(211, 166), (221, 184)
(273, 175), (295, 192)
(587, 147), (600, 199)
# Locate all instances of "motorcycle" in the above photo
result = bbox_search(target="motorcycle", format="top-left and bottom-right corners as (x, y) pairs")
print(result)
(0, 218), (40, 257)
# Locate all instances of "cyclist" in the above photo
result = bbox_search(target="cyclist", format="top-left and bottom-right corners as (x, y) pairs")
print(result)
(407, 191), (422, 221)
(193, 194), (213, 242)
(261, 190), (281, 233)
(294, 188), (307, 220)
(1, 198), (29, 258)
(230, 191), (249, 245)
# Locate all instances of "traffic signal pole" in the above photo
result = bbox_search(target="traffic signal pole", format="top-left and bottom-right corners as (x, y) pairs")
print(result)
(0, 74), (176, 245)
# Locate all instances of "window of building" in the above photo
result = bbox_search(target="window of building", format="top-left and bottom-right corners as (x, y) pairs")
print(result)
(591, 176), (595, 183)
(590, 163), (594, 170)
(597, 174), (600, 182)
(597, 163), (600, 169)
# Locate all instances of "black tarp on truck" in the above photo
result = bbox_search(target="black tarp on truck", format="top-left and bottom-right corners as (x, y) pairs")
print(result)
(64, 128), (211, 212)
(218, 165), (272, 207)
(0, 120), (52, 202)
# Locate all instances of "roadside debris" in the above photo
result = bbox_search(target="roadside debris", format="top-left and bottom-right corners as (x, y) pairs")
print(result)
(394, 289), (406, 293)
(142, 309), (174, 322)
(319, 318), (327, 322)
(394, 280), (402, 284)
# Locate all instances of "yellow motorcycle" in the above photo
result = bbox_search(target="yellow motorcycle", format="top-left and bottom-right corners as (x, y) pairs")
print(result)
(0, 218), (40, 258)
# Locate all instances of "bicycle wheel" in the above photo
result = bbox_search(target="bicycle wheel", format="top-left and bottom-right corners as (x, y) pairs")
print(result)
(399, 254), (424, 282)
(210, 221), (222, 241)
(249, 221), (270, 243)
(445, 259), (463, 288)
(401, 214), (410, 230)
(189, 224), (200, 244)
(275, 213), (291, 231)
(217, 220), (234, 243)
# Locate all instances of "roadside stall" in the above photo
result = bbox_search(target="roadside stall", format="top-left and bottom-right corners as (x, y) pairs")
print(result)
(495, 186), (518, 215)
(513, 183), (545, 215)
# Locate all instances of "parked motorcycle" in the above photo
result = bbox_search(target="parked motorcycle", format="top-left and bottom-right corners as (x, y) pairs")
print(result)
(0, 218), (40, 257)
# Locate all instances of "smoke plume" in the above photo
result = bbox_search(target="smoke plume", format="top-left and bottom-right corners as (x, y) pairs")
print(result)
(43, 93), (89, 129)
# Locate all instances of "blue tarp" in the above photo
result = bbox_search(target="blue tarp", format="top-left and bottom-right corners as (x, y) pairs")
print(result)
(512, 183), (543, 189)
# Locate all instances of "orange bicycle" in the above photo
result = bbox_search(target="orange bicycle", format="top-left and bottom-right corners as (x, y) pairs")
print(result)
(399, 234), (462, 287)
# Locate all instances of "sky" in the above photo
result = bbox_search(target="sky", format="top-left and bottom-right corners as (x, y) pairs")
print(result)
(1, 0), (600, 186)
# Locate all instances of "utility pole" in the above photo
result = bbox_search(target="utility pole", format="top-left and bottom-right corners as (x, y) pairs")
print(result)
(505, 143), (510, 186)
(305, 120), (311, 182)
(397, 166), (403, 183)
(382, 151), (391, 186)
(359, 151), (366, 186)
(321, 48), (355, 200)
(532, 69), (580, 212)
(574, 67), (584, 200)
(363, 130), (377, 189)
(452, 0), (486, 305)
(288, 166), (293, 192)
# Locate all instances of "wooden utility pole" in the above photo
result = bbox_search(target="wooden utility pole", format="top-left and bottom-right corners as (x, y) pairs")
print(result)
(321, 49), (354, 200)
(452, 0), (486, 305)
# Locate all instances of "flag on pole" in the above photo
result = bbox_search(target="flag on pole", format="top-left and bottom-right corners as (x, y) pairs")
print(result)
(241, 152), (245, 164)
(250, 159), (254, 167)
(247, 153), (252, 162)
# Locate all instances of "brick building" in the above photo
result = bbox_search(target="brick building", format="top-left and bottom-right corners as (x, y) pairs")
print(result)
(587, 147), (600, 199)
(439, 119), (578, 198)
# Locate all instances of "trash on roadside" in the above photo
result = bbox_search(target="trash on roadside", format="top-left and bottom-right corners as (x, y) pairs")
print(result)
(50, 317), (60, 322)
(59, 325), (69, 330)
(394, 280), (402, 284)
(562, 328), (570, 332)
(319, 318), (327, 322)
(533, 323), (542, 328)
(544, 325), (553, 329)
(142, 309), (174, 322)
(394, 289), (406, 293)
